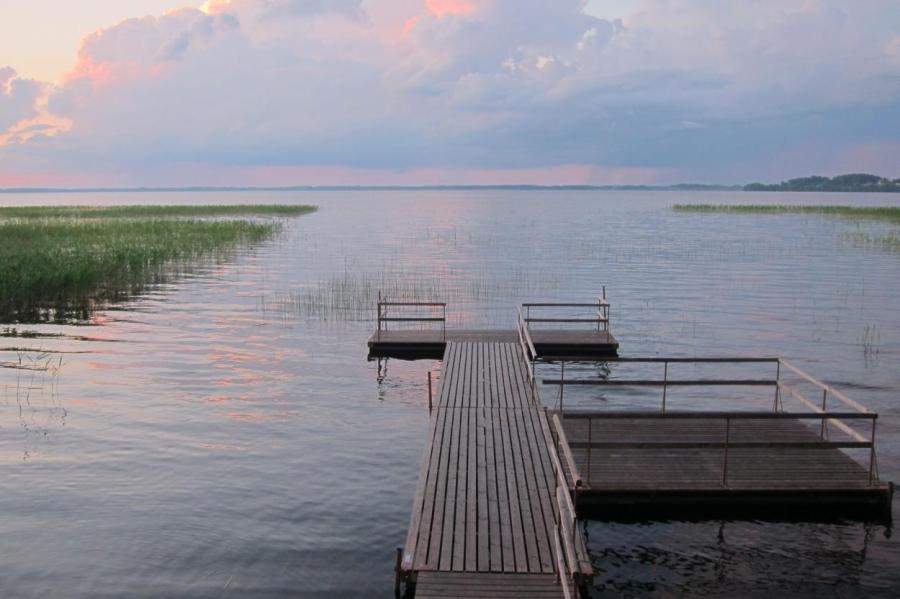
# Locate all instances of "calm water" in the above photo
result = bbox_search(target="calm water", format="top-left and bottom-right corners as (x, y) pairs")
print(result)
(1, 190), (899, 597)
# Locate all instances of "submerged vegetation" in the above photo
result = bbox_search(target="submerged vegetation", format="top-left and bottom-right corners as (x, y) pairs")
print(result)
(0, 205), (316, 323)
(0, 204), (316, 219)
(673, 204), (900, 254)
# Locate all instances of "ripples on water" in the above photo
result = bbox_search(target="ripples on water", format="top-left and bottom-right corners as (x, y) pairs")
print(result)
(0, 190), (898, 597)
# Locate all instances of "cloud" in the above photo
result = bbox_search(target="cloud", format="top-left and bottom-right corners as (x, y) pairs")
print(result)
(0, 67), (42, 132)
(2, 0), (900, 185)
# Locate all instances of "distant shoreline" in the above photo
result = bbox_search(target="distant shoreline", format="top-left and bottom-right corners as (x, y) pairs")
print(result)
(0, 184), (742, 193)
(3, 173), (898, 194)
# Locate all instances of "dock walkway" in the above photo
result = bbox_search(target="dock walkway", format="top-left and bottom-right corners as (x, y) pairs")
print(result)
(401, 342), (590, 597)
(378, 298), (891, 597)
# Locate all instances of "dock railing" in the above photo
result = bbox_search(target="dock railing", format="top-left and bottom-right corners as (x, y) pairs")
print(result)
(521, 289), (610, 333)
(545, 411), (592, 595)
(543, 357), (880, 488)
(376, 296), (447, 341)
(516, 307), (537, 382)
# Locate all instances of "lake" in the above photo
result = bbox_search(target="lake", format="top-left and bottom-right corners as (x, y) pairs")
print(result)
(1, 190), (898, 597)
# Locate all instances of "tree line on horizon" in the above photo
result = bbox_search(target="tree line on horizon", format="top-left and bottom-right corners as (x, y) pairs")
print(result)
(745, 173), (900, 192)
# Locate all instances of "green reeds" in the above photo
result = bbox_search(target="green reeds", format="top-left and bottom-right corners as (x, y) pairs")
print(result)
(0, 204), (316, 322)
(0, 204), (317, 219)
(672, 204), (900, 223)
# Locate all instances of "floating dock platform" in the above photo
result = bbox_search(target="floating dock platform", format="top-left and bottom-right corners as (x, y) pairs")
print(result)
(543, 357), (893, 521)
(376, 298), (892, 598)
(369, 300), (618, 360)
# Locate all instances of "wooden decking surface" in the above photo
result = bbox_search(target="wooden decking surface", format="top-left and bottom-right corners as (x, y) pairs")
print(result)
(415, 572), (566, 598)
(368, 329), (618, 359)
(402, 342), (573, 590)
(561, 417), (878, 491)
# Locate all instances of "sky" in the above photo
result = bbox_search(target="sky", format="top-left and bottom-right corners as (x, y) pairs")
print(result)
(1, 0), (899, 187)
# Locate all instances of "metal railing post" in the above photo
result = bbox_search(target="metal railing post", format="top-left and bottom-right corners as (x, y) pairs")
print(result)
(662, 361), (668, 413)
(559, 361), (565, 412)
(774, 360), (781, 411)
(869, 418), (877, 486)
(587, 417), (592, 487)
(428, 371), (433, 412)
(722, 416), (730, 487)
(376, 293), (382, 341)
(821, 389), (828, 438)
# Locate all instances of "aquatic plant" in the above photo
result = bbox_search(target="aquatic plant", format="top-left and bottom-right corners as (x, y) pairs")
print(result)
(673, 204), (900, 255)
(0, 204), (317, 219)
(0, 205), (316, 323)
(672, 204), (900, 223)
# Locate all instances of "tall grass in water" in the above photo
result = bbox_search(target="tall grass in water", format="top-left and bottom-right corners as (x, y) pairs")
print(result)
(673, 204), (900, 254)
(0, 204), (317, 219)
(672, 204), (900, 223)
(0, 205), (316, 323)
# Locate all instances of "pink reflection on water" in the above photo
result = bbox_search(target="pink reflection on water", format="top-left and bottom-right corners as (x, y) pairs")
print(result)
(226, 411), (292, 423)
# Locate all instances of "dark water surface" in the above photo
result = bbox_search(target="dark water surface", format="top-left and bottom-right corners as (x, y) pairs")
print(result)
(1, 190), (898, 597)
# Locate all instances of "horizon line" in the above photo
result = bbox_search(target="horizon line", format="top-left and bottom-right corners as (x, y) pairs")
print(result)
(0, 183), (742, 193)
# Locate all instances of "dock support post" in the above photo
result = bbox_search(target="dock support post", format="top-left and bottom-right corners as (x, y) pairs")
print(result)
(428, 371), (433, 412)
(869, 419), (877, 486)
(722, 417), (730, 487)
(661, 361), (668, 413)
(774, 361), (781, 411)
(394, 547), (403, 599)
(587, 417), (592, 487)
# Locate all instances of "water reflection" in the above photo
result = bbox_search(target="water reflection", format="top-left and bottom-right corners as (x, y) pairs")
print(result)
(0, 351), (65, 461)
(0, 190), (898, 597)
(589, 520), (895, 597)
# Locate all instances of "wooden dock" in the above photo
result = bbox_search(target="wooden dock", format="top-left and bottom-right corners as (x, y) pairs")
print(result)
(369, 329), (618, 360)
(369, 300), (618, 359)
(377, 297), (892, 597)
(400, 342), (591, 597)
(543, 358), (893, 520)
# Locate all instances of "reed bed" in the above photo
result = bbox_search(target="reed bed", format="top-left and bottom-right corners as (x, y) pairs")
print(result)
(674, 204), (900, 255)
(0, 204), (316, 219)
(261, 269), (565, 322)
(0, 205), (316, 322)
(672, 204), (900, 223)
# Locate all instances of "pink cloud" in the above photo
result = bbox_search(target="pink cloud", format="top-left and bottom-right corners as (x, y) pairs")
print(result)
(425, 0), (479, 18)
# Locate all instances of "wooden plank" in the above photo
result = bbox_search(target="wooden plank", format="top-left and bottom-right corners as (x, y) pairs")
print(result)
(487, 346), (514, 571)
(430, 345), (465, 569)
(415, 571), (564, 598)
(507, 342), (556, 573)
(443, 344), (467, 570)
(414, 344), (459, 569)
(476, 407), (490, 571)
(525, 408), (562, 573)
(499, 343), (540, 573)
(419, 344), (462, 567)
(464, 344), (479, 571)
(496, 347), (528, 573)
(402, 408), (439, 570)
